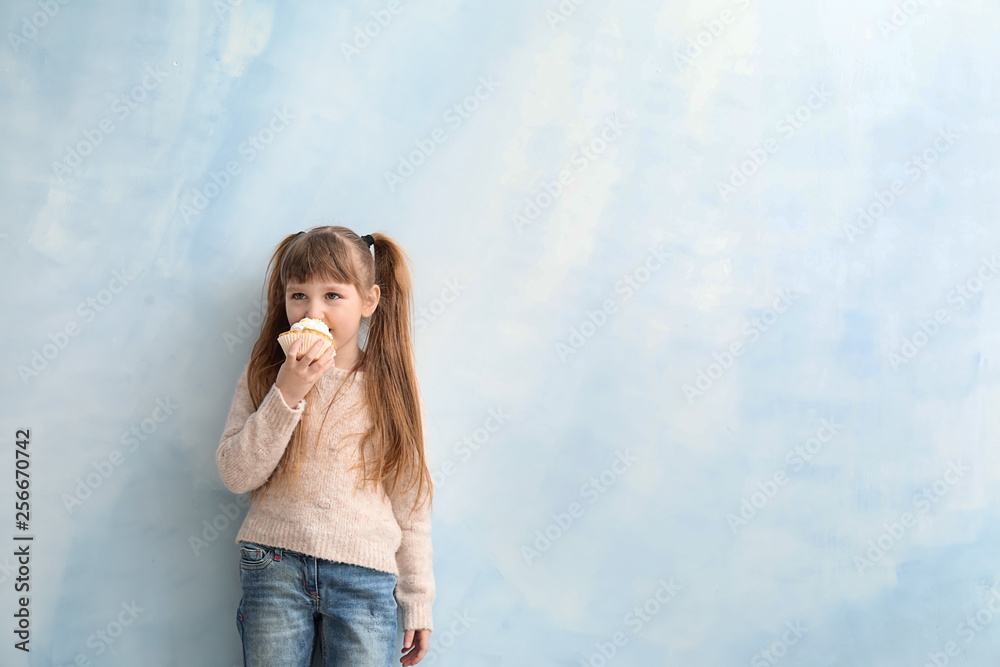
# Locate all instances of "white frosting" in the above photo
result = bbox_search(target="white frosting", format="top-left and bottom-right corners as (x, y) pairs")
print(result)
(289, 317), (332, 338)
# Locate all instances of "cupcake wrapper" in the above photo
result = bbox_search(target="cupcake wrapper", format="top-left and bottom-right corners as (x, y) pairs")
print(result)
(278, 332), (335, 360)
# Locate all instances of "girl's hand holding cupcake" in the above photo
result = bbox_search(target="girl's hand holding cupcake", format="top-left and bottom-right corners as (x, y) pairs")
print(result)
(275, 337), (336, 408)
(274, 316), (337, 406)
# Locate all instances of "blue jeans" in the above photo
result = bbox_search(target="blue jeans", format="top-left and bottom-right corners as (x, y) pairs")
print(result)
(235, 540), (398, 667)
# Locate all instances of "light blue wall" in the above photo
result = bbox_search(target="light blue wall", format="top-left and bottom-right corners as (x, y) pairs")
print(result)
(3, 0), (998, 664)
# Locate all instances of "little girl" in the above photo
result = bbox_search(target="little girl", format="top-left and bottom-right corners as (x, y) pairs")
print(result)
(216, 226), (434, 666)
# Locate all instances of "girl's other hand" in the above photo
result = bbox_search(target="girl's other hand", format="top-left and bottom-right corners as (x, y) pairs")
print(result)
(400, 628), (430, 665)
(274, 338), (336, 408)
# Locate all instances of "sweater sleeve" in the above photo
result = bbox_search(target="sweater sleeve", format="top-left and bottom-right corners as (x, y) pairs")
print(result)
(216, 363), (306, 494)
(389, 391), (436, 632)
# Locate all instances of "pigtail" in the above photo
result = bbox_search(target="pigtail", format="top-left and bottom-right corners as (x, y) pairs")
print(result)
(245, 231), (316, 507)
(358, 234), (434, 519)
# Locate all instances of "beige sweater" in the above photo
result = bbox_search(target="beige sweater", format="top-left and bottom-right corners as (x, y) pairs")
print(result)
(216, 362), (435, 631)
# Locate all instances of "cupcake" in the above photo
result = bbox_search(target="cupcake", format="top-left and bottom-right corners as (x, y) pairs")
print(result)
(278, 317), (336, 360)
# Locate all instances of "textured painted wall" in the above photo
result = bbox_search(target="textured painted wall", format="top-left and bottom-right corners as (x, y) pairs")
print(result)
(3, 0), (999, 665)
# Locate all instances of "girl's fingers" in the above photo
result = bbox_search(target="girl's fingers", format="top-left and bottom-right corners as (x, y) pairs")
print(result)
(304, 341), (328, 367)
(304, 339), (322, 362)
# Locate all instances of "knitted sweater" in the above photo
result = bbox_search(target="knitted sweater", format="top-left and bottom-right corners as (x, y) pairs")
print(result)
(216, 362), (435, 631)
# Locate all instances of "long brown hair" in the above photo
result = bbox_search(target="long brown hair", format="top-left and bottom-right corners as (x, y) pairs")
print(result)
(244, 226), (432, 519)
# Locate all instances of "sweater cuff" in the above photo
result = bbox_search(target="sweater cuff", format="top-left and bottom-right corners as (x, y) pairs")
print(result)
(398, 599), (434, 632)
(265, 382), (305, 416)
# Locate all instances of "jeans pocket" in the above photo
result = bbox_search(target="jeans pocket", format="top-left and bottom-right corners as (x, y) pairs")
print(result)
(238, 541), (275, 571)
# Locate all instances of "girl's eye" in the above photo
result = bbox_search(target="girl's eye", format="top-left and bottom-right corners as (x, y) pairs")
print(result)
(289, 293), (340, 300)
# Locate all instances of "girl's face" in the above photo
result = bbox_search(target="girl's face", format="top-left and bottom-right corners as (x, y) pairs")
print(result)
(284, 274), (379, 357)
